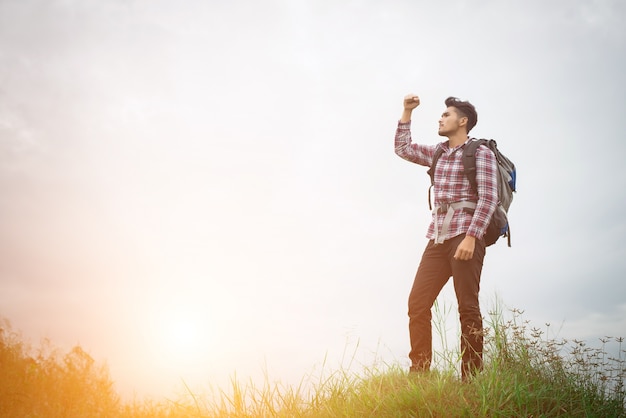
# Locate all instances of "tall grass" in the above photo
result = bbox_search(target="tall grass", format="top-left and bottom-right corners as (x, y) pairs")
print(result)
(1, 306), (624, 417)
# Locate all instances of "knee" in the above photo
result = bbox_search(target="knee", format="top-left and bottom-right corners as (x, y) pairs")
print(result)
(458, 305), (482, 326)
(408, 297), (433, 319)
(458, 302), (480, 315)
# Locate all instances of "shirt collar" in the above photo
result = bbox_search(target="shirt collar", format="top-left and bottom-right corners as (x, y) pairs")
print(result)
(442, 137), (471, 152)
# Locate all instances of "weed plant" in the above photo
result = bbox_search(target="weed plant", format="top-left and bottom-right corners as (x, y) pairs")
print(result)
(1, 306), (624, 417)
(0, 318), (120, 417)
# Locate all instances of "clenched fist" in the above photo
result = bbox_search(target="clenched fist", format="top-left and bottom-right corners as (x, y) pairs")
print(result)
(404, 94), (420, 110)
(400, 94), (420, 123)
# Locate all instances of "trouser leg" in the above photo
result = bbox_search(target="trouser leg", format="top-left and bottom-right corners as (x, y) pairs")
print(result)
(451, 236), (486, 380)
(407, 240), (451, 371)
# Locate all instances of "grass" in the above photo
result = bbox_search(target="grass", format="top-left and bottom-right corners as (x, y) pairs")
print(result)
(1, 305), (624, 417)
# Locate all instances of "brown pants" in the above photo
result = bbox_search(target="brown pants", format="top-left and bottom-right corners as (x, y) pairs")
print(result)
(408, 234), (486, 380)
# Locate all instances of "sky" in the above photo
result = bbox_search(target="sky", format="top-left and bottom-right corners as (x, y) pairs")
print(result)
(1, 0), (625, 399)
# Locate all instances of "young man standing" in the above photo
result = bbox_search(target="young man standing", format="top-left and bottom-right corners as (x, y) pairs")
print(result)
(394, 94), (498, 380)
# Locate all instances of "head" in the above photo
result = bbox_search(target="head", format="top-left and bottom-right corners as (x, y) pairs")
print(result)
(438, 96), (478, 137)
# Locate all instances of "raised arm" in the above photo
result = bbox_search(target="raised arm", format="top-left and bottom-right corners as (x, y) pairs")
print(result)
(394, 94), (436, 166)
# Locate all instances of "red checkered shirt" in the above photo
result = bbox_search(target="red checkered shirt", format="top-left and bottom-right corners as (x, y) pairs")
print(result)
(394, 121), (498, 241)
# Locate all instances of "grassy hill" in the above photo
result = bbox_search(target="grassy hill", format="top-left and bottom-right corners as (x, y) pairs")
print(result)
(1, 307), (624, 417)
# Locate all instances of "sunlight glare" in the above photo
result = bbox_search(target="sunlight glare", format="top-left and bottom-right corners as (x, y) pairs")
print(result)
(164, 315), (198, 354)
(150, 307), (214, 369)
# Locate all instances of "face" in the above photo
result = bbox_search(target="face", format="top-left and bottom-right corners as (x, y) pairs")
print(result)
(438, 106), (467, 137)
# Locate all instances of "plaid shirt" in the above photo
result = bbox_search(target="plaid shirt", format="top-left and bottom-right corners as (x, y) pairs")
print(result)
(394, 121), (498, 241)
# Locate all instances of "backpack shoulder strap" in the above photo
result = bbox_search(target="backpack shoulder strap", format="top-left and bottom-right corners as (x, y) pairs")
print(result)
(426, 146), (445, 210)
(426, 146), (445, 186)
(462, 138), (489, 192)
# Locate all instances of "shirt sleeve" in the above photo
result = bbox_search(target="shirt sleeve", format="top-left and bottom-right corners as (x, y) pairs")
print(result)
(466, 146), (498, 239)
(394, 121), (436, 167)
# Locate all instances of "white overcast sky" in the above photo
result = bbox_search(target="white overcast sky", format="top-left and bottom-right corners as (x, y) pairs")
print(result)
(1, 0), (625, 398)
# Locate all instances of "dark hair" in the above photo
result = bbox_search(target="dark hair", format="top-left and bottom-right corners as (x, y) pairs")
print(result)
(445, 96), (477, 133)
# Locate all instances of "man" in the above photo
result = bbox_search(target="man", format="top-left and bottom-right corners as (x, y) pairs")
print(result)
(394, 94), (498, 380)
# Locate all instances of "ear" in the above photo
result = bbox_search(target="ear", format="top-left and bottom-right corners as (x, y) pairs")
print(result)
(458, 116), (468, 128)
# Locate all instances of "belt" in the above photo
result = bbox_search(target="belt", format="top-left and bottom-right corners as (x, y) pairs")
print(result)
(433, 201), (477, 244)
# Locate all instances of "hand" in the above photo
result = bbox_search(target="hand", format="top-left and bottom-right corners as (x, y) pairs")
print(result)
(403, 94), (420, 110)
(453, 236), (476, 261)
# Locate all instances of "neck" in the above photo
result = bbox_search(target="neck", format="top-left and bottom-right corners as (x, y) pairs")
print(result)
(447, 131), (468, 148)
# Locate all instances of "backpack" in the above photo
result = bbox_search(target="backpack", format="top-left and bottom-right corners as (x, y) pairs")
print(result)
(427, 139), (516, 246)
